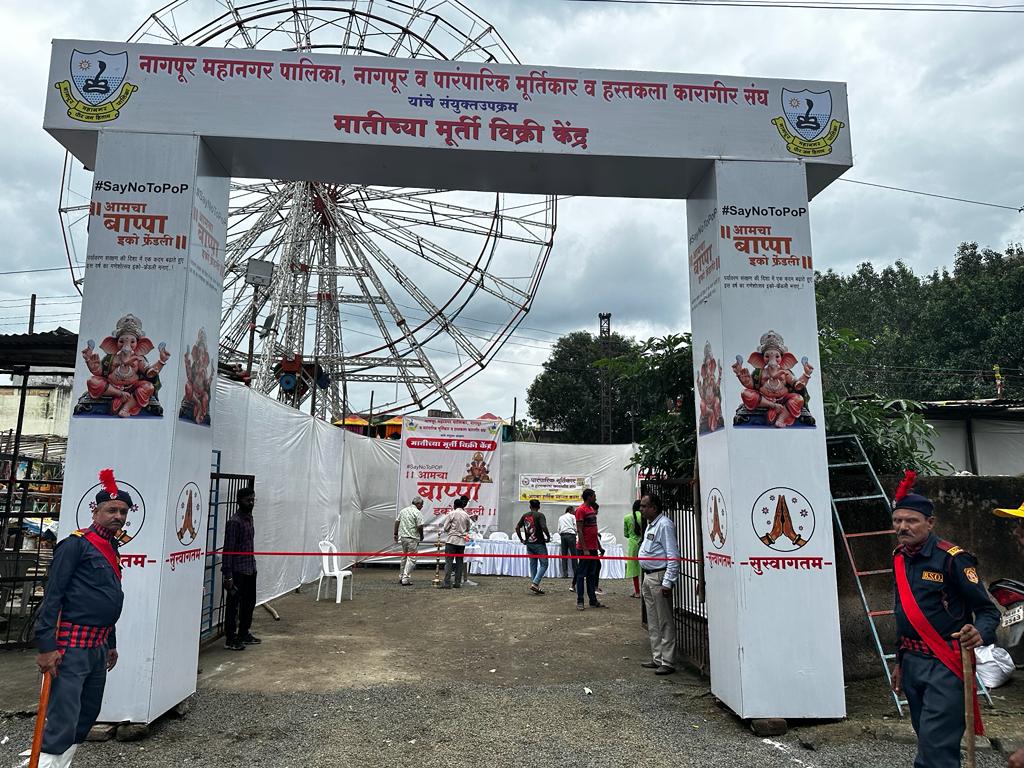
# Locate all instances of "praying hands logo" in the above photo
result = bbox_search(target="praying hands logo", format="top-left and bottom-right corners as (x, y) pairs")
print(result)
(707, 488), (728, 550)
(751, 488), (815, 552)
(175, 482), (202, 546)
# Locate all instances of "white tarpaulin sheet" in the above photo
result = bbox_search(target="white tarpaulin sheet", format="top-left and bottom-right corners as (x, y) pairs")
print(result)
(928, 418), (1024, 475)
(343, 434), (637, 558)
(212, 379), (346, 604)
(211, 381), (640, 595)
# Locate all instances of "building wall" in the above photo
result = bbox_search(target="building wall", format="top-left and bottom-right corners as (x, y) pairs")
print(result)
(837, 475), (1024, 680)
(0, 384), (73, 438)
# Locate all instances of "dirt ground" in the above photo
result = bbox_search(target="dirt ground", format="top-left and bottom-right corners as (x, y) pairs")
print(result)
(1, 567), (1022, 767)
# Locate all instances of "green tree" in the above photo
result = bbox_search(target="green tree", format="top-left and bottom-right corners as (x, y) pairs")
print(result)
(526, 330), (638, 443)
(815, 243), (1024, 401)
(818, 327), (947, 474)
(599, 334), (696, 476)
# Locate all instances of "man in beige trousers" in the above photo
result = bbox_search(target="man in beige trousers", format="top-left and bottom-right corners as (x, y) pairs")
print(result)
(636, 494), (679, 675)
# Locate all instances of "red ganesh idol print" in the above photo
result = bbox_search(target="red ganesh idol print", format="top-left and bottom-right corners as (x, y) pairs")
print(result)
(180, 327), (214, 426)
(696, 340), (724, 435)
(731, 329), (816, 429)
(77, 313), (170, 418)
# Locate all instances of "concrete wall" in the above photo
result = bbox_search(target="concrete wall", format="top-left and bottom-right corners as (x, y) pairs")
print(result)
(836, 475), (1024, 680)
(0, 384), (73, 437)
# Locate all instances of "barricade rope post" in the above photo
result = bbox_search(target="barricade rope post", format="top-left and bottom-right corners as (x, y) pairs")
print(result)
(432, 529), (443, 588)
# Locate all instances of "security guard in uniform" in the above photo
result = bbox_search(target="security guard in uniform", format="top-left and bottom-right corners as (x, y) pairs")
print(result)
(33, 470), (128, 768)
(890, 472), (1000, 768)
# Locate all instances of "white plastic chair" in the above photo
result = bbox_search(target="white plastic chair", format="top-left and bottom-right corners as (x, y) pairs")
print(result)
(316, 540), (353, 603)
(600, 532), (618, 547)
(488, 531), (510, 541)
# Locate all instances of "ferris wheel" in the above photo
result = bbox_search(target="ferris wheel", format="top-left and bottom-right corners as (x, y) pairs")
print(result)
(58, 0), (557, 420)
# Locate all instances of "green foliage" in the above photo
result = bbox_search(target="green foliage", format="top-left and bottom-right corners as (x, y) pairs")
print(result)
(815, 244), (1024, 401)
(822, 392), (950, 475)
(599, 334), (696, 476)
(525, 330), (639, 443)
(818, 325), (949, 474)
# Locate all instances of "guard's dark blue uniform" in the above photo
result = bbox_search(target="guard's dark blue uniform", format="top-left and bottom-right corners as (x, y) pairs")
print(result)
(35, 524), (124, 755)
(894, 533), (1000, 768)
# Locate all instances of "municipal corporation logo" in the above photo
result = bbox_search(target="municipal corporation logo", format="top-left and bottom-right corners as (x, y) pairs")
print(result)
(771, 88), (845, 158)
(55, 50), (138, 123)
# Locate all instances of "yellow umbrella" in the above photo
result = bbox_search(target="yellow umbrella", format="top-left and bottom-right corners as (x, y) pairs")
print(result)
(993, 501), (1024, 519)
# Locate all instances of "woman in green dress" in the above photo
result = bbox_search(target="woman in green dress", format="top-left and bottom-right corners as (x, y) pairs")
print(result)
(624, 499), (644, 598)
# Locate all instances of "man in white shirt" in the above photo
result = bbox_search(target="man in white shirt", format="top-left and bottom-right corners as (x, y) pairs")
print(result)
(636, 493), (680, 675)
(556, 505), (578, 587)
(393, 496), (425, 585)
(442, 496), (473, 588)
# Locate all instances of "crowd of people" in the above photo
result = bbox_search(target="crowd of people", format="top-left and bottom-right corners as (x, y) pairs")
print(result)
(394, 487), (682, 676)
(29, 469), (1024, 768)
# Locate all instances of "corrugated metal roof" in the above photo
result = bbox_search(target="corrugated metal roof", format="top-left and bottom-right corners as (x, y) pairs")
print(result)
(0, 327), (78, 371)
(921, 398), (1024, 417)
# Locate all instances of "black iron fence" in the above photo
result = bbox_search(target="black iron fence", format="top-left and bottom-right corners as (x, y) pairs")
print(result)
(1, 472), (62, 647)
(201, 453), (255, 642)
(641, 476), (708, 674)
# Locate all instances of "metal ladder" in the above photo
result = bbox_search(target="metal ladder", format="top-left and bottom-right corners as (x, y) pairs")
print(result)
(827, 434), (993, 716)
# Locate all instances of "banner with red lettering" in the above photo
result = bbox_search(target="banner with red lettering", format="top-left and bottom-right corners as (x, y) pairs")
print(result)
(397, 417), (502, 535)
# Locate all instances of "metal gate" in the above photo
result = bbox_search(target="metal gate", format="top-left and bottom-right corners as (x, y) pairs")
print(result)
(641, 476), (708, 674)
(1, 467), (63, 647)
(201, 450), (255, 642)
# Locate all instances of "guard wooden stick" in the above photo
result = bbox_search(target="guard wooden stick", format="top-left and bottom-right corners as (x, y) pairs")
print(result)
(961, 643), (975, 768)
(28, 671), (52, 768)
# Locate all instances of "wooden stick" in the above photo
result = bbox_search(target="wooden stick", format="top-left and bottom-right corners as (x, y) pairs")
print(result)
(961, 643), (975, 768)
(29, 671), (52, 768)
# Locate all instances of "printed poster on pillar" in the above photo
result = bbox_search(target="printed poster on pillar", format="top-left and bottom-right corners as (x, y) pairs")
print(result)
(398, 416), (502, 535)
(56, 133), (229, 723)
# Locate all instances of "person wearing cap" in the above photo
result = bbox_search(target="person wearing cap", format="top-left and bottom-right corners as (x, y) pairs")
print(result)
(394, 496), (425, 586)
(890, 471), (1000, 768)
(33, 469), (129, 768)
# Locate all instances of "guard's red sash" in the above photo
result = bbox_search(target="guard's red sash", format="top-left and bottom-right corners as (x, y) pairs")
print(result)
(80, 529), (122, 581)
(895, 552), (982, 735)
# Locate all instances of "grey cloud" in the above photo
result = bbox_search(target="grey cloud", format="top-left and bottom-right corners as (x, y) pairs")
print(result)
(3, 0), (1022, 420)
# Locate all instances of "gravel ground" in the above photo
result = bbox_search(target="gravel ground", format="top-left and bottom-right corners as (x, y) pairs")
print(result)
(0, 683), (1010, 768)
(0, 568), (1015, 768)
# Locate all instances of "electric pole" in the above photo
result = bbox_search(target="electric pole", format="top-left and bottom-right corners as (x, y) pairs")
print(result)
(599, 312), (612, 444)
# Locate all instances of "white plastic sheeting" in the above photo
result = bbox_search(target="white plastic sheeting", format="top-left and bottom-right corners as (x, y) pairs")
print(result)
(928, 419), (971, 472)
(212, 379), (346, 604)
(973, 419), (1024, 475)
(212, 379), (640, 600)
(344, 436), (637, 553)
(928, 418), (1024, 475)
(340, 432), (401, 556)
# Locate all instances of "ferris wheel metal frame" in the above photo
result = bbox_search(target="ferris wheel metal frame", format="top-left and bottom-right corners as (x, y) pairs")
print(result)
(58, 0), (557, 421)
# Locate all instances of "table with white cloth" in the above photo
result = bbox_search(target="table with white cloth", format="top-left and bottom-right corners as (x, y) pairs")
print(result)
(468, 539), (625, 579)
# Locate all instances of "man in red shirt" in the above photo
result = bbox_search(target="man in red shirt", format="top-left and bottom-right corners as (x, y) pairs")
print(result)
(574, 489), (606, 610)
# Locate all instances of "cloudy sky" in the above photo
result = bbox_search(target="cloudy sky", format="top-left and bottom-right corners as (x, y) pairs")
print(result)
(1, 0), (1022, 421)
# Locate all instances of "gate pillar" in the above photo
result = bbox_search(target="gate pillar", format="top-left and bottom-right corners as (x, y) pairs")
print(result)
(686, 160), (845, 719)
(58, 132), (230, 722)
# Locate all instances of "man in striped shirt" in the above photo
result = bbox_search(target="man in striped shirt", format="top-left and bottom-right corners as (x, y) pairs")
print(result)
(34, 477), (129, 767)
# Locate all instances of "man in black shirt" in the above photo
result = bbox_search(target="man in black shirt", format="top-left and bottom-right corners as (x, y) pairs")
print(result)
(516, 499), (551, 595)
(223, 486), (259, 650)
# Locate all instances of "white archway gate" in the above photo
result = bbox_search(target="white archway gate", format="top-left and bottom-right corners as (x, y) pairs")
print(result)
(45, 40), (851, 723)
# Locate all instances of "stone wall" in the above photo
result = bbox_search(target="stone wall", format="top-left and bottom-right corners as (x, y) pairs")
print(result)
(836, 475), (1024, 681)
